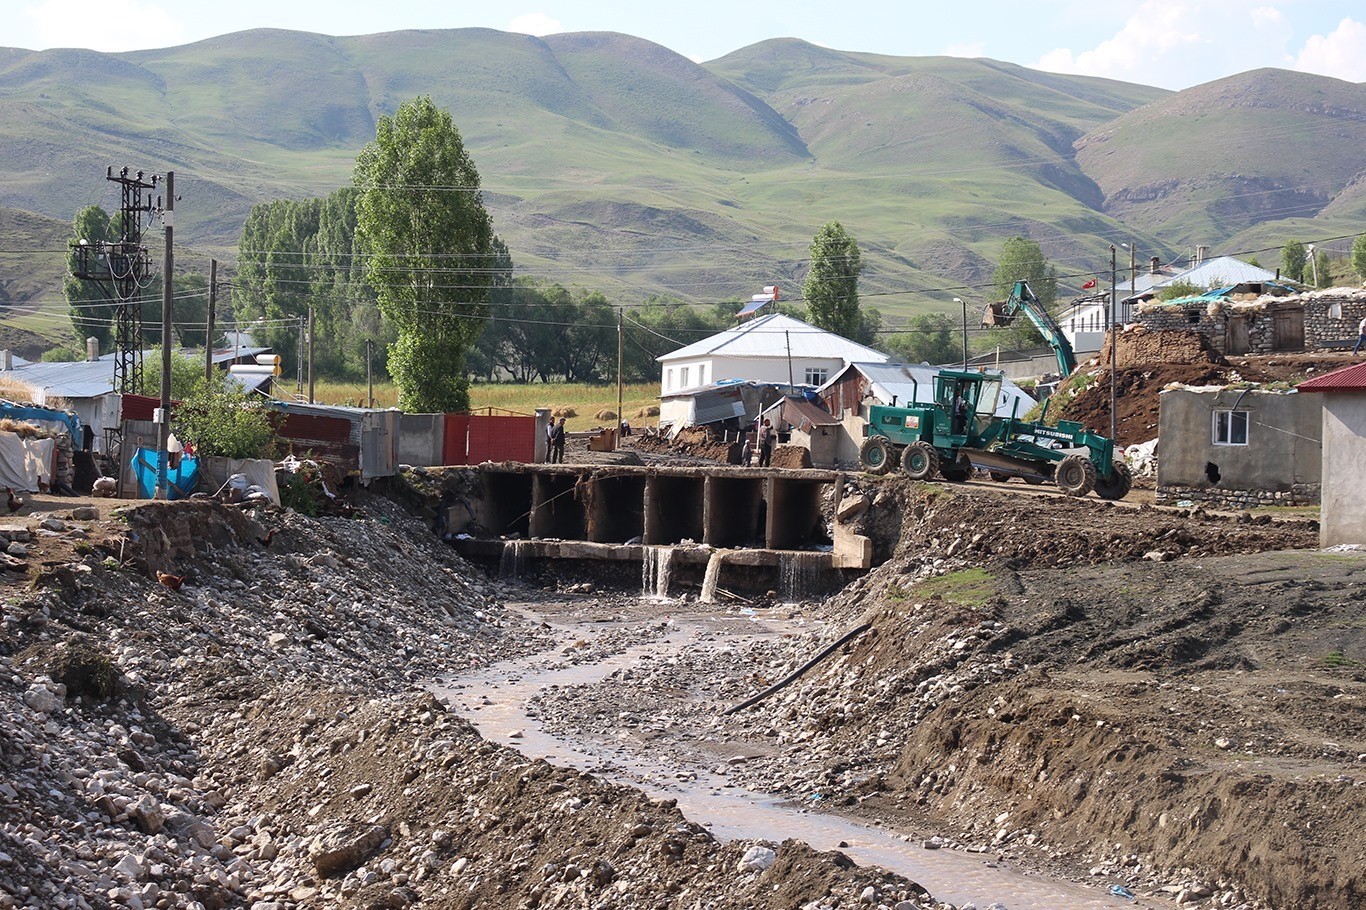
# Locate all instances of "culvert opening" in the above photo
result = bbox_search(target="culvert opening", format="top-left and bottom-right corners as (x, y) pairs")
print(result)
(481, 471), (533, 537)
(588, 474), (646, 543)
(768, 479), (829, 549)
(531, 474), (587, 540)
(645, 475), (704, 544)
(705, 476), (765, 548)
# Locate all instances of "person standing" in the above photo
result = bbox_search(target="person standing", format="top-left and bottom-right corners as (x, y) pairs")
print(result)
(757, 418), (774, 467)
(1354, 314), (1366, 355)
(550, 417), (567, 463)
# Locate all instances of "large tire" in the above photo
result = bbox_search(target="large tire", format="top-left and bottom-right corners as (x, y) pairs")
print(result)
(939, 452), (971, 482)
(1054, 454), (1098, 497)
(989, 471), (1012, 483)
(900, 441), (939, 480)
(1095, 460), (1133, 501)
(859, 436), (894, 475)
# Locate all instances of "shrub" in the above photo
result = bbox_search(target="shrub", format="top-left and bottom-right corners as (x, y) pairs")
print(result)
(175, 381), (277, 460)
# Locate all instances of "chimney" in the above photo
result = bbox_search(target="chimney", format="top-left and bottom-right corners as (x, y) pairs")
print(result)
(0, 350), (10, 371)
(1150, 256), (1160, 275)
(85, 336), (100, 362)
(1195, 245), (1208, 267)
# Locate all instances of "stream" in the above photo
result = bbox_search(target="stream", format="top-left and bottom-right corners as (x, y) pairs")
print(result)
(432, 598), (1153, 910)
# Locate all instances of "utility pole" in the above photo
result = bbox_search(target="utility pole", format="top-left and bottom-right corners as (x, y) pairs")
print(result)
(366, 338), (374, 408)
(1109, 244), (1117, 443)
(296, 315), (304, 400)
(785, 330), (794, 390)
(205, 258), (216, 384)
(616, 307), (623, 450)
(71, 166), (158, 394)
(156, 171), (174, 501)
(306, 305), (315, 404)
(955, 297), (967, 369)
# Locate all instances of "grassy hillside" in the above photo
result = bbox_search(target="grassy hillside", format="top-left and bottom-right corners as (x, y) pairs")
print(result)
(0, 28), (1360, 353)
(1075, 68), (1366, 243)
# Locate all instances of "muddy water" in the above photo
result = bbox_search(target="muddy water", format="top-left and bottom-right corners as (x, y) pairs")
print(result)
(433, 603), (1151, 910)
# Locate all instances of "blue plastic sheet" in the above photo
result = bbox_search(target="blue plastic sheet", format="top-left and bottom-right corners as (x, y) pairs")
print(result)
(0, 402), (80, 440)
(130, 448), (200, 500)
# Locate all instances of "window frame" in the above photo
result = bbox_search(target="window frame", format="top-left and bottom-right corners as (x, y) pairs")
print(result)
(1212, 409), (1249, 446)
(803, 367), (828, 386)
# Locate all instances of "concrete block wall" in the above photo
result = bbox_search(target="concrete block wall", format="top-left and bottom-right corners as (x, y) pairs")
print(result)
(398, 414), (444, 467)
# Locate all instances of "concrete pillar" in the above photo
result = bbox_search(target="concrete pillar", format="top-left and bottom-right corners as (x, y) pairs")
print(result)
(534, 408), (551, 463)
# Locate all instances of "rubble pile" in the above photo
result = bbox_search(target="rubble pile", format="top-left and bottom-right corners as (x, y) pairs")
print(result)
(0, 497), (942, 910)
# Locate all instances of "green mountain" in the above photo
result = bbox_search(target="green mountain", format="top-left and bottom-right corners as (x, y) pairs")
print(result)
(0, 28), (1360, 346)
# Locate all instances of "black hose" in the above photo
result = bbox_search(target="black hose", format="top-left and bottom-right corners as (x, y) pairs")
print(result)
(723, 622), (873, 715)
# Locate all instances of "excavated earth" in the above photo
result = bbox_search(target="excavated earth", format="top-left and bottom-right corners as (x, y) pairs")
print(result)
(1, 476), (1358, 910)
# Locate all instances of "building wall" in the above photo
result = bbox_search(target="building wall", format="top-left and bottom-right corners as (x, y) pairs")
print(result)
(1302, 290), (1366, 347)
(1319, 392), (1366, 546)
(398, 414), (445, 467)
(659, 355), (847, 397)
(1156, 388), (1321, 508)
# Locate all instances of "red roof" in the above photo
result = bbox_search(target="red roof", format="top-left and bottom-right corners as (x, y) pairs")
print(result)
(1297, 361), (1366, 393)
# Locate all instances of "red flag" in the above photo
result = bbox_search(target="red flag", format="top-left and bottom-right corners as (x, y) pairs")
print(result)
(1081, 278), (1097, 290)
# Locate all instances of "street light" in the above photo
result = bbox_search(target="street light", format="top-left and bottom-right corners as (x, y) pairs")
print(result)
(1307, 243), (1319, 287)
(954, 297), (966, 369)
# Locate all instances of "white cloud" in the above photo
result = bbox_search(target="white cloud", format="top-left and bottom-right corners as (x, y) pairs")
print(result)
(22, 0), (185, 51)
(1251, 6), (1282, 28)
(942, 42), (985, 59)
(1032, 0), (1205, 83)
(507, 12), (562, 37)
(1294, 18), (1366, 83)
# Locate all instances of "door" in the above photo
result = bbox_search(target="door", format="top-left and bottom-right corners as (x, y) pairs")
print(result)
(1226, 316), (1251, 355)
(1273, 309), (1305, 352)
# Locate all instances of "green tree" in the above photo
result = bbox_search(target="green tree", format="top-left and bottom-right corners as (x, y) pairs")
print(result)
(802, 221), (863, 339)
(991, 237), (1056, 348)
(1281, 240), (1307, 283)
(141, 348), (209, 399)
(1315, 249), (1331, 288)
(63, 206), (118, 348)
(354, 96), (503, 412)
(883, 313), (961, 365)
(175, 379), (277, 460)
(1354, 235), (1366, 282)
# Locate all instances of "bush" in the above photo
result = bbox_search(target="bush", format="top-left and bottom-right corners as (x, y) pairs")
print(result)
(175, 381), (277, 460)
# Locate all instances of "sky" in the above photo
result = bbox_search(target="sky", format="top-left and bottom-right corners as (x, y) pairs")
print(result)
(6, 0), (1366, 89)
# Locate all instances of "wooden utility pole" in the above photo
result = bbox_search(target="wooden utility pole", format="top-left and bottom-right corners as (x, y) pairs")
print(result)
(296, 315), (304, 400)
(306, 305), (315, 404)
(616, 308), (623, 450)
(205, 258), (216, 384)
(156, 171), (174, 500)
(366, 338), (374, 408)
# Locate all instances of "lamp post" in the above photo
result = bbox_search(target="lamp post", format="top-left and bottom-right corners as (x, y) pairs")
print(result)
(955, 297), (966, 369)
(1109, 244), (1118, 443)
(1307, 243), (1319, 287)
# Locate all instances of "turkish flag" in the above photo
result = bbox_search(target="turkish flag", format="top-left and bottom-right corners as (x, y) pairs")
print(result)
(1081, 278), (1097, 289)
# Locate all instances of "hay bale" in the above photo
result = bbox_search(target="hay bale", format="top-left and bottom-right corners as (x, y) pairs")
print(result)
(636, 405), (660, 418)
(595, 408), (617, 421)
(551, 406), (577, 419)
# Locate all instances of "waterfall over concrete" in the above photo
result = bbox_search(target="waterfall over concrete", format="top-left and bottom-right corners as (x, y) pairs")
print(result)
(642, 546), (675, 600)
(699, 550), (726, 604)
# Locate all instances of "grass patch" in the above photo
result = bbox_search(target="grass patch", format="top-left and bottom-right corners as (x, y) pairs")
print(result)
(1321, 650), (1356, 668)
(912, 567), (997, 607)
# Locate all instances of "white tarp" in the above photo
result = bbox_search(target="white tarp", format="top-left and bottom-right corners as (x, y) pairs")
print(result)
(0, 433), (54, 492)
(199, 455), (281, 505)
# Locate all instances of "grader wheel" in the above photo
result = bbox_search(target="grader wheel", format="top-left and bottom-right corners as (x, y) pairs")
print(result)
(1054, 454), (1098, 497)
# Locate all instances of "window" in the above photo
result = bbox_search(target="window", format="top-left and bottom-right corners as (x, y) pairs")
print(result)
(804, 367), (828, 386)
(666, 368), (674, 390)
(680, 366), (691, 388)
(1213, 409), (1248, 446)
(699, 364), (707, 386)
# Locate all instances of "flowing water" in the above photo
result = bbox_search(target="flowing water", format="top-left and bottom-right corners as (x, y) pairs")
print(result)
(641, 546), (675, 600)
(698, 550), (726, 603)
(497, 539), (530, 580)
(434, 604), (1155, 910)
(779, 551), (822, 602)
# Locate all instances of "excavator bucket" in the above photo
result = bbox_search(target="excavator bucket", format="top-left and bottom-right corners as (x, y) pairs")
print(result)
(982, 300), (1014, 327)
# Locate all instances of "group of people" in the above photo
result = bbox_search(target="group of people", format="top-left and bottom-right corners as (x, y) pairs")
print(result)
(546, 417), (566, 463)
(739, 418), (774, 467)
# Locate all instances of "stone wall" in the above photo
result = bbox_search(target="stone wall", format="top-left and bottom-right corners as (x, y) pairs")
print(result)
(1155, 481), (1320, 509)
(1300, 288), (1366, 347)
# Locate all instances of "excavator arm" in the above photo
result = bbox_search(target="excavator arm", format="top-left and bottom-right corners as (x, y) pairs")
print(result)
(989, 280), (1077, 377)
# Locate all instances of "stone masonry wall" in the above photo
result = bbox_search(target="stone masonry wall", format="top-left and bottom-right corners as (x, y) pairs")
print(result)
(1156, 482), (1321, 509)
(1136, 287), (1366, 355)
(1300, 288), (1366, 347)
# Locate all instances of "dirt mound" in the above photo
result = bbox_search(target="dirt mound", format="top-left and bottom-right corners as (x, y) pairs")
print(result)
(1102, 326), (1224, 368)
(770, 444), (812, 469)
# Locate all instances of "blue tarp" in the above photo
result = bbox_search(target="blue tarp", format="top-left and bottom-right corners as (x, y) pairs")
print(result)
(0, 402), (80, 440)
(130, 448), (200, 500)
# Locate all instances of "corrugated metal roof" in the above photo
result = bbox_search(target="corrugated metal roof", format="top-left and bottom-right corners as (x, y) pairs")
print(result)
(658, 314), (890, 364)
(0, 347), (273, 400)
(1159, 256), (1277, 290)
(1298, 362), (1366, 392)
